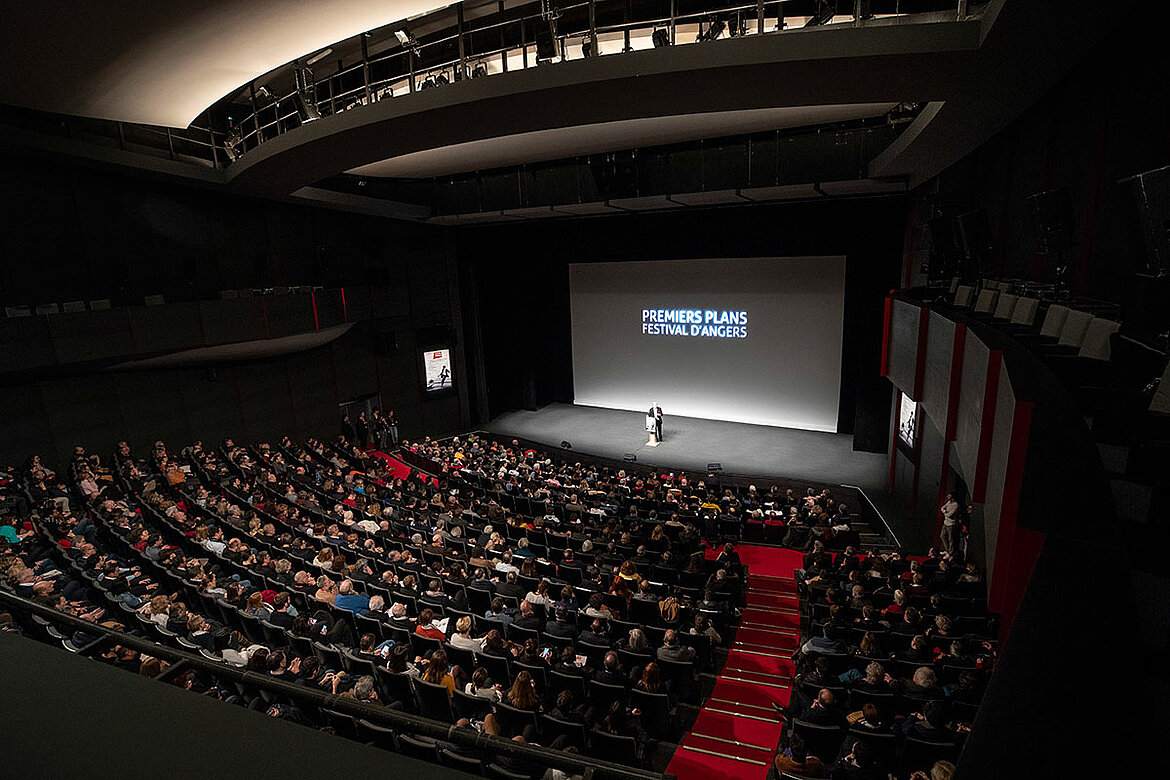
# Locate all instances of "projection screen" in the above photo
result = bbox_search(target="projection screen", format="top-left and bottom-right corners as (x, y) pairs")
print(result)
(569, 257), (846, 432)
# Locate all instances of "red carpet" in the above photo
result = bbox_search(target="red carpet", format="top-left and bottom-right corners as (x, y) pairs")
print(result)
(667, 545), (805, 780)
(368, 450), (413, 481)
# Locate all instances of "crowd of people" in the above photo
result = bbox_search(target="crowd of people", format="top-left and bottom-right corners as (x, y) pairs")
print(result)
(769, 536), (991, 777)
(0, 429), (983, 779)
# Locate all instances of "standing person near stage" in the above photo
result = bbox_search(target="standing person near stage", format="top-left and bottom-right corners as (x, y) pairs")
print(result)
(356, 412), (371, 449)
(939, 493), (960, 556)
(649, 402), (664, 442)
(371, 409), (388, 451)
(387, 410), (400, 446)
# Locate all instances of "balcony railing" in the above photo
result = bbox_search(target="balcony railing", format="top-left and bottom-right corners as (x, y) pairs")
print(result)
(0, 1), (973, 173)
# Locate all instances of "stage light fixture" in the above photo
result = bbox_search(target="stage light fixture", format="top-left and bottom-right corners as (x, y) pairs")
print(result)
(804, 0), (837, 27)
(305, 48), (332, 66)
(652, 29), (670, 48)
(561, 440), (572, 450)
(697, 17), (726, 42)
(254, 85), (276, 104)
(395, 28), (422, 57)
(293, 67), (321, 123)
(223, 126), (243, 162)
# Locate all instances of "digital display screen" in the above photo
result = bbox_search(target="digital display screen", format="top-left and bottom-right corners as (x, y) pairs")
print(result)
(423, 348), (452, 392)
(569, 257), (846, 432)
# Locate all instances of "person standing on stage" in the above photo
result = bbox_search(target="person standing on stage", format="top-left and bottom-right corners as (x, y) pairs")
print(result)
(649, 402), (664, 442)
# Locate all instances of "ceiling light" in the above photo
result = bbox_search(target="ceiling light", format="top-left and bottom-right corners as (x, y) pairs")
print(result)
(305, 48), (332, 66)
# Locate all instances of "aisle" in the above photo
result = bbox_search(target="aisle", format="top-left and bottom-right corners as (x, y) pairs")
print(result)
(666, 545), (804, 780)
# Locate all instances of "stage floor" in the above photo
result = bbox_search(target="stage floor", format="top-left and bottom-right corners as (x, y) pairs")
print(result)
(484, 402), (889, 496)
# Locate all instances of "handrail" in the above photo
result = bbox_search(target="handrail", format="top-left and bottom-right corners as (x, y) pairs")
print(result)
(0, 587), (672, 780)
(220, 0), (961, 161)
(839, 482), (901, 548)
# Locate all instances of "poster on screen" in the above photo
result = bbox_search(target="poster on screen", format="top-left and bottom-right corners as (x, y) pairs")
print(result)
(423, 348), (452, 392)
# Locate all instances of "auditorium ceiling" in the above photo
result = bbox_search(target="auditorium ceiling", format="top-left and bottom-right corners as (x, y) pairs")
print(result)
(0, 1), (443, 127)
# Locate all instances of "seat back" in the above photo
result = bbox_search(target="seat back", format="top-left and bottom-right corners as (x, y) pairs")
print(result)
(312, 641), (343, 671)
(453, 689), (494, 721)
(847, 728), (898, 767)
(1010, 296), (1039, 325)
(413, 678), (456, 722)
(408, 632), (442, 659)
(492, 700), (538, 737)
(321, 708), (358, 739)
(438, 748), (484, 774)
(539, 714), (588, 749)
(1078, 317), (1121, 360)
(902, 736), (961, 774)
(953, 285), (975, 308)
(992, 292), (1018, 320)
(374, 668), (417, 711)
(1058, 309), (1094, 347)
(588, 680), (628, 710)
(792, 719), (846, 764)
(628, 688), (671, 738)
(397, 734), (439, 763)
(589, 729), (638, 765)
(1039, 304), (1070, 337)
(548, 671), (587, 703)
(476, 652), (511, 687)
(973, 289), (998, 314)
(355, 718), (399, 751)
(443, 642), (477, 674)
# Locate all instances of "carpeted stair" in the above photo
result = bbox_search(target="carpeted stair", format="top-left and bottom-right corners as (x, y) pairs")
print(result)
(666, 546), (805, 780)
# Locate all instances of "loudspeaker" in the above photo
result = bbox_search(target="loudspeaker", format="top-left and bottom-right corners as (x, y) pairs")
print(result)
(928, 215), (957, 255)
(956, 209), (993, 260)
(1027, 187), (1075, 253)
(707, 462), (723, 472)
(1149, 358), (1170, 415)
(1123, 165), (1170, 277)
(535, 25), (557, 61)
(623, 453), (637, 462)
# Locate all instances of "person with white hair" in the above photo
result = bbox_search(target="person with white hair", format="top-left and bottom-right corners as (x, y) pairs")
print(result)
(334, 579), (370, 616)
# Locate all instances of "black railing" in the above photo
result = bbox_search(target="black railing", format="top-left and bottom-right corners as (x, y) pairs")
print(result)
(0, 588), (672, 780)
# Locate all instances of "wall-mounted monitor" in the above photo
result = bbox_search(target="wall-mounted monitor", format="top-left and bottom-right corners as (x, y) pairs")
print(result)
(897, 392), (919, 452)
(423, 347), (452, 393)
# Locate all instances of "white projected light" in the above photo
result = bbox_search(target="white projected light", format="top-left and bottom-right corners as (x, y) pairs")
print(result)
(569, 257), (846, 432)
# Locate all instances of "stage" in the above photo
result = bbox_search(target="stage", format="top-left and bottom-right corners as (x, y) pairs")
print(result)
(483, 402), (913, 544)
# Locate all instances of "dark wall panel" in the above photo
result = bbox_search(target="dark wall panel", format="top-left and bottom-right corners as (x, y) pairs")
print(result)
(48, 310), (136, 363)
(235, 363), (297, 442)
(180, 370), (247, 447)
(198, 299), (268, 345)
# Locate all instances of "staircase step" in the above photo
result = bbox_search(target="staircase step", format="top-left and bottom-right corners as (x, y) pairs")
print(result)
(709, 678), (791, 709)
(667, 744), (771, 780)
(688, 709), (784, 747)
